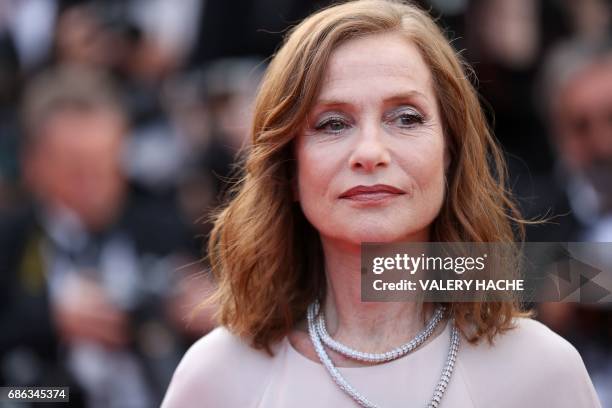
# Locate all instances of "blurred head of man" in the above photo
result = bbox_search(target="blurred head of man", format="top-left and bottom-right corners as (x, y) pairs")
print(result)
(543, 40), (612, 210)
(22, 66), (128, 232)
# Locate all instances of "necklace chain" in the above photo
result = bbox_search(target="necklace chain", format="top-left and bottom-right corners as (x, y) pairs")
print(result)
(306, 301), (460, 408)
(316, 305), (446, 363)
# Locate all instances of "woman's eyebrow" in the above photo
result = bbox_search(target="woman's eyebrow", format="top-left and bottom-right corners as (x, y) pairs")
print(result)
(383, 90), (429, 104)
(314, 90), (430, 108)
(312, 100), (347, 108)
(309, 100), (355, 115)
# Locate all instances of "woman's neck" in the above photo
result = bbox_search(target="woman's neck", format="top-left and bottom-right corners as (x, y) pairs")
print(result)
(319, 238), (433, 353)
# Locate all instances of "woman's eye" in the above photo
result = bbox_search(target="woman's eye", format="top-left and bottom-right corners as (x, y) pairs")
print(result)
(390, 109), (425, 128)
(315, 117), (350, 134)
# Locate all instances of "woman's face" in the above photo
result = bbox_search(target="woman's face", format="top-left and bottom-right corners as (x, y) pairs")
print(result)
(294, 32), (448, 247)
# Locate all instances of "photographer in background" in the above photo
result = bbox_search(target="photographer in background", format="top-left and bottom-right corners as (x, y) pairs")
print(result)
(0, 66), (208, 408)
(528, 39), (612, 406)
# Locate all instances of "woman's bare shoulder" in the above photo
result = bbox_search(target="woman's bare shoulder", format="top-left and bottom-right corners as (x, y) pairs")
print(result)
(459, 317), (601, 407)
(161, 326), (278, 408)
(463, 317), (583, 364)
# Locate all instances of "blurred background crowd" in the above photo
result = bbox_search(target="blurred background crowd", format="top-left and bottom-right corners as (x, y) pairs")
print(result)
(0, 0), (610, 407)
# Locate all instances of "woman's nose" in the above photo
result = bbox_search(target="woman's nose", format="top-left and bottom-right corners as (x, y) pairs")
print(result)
(348, 123), (391, 172)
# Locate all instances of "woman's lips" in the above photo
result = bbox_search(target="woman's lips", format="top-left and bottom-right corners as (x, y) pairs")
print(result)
(339, 184), (406, 202)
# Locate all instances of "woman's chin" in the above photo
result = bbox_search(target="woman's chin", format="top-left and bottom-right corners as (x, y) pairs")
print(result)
(332, 227), (424, 246)
(313, 216), (433, 247)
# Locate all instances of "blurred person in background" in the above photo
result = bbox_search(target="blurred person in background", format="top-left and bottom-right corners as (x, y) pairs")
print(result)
(562, 0), (611, 43)
(53, 0), (223, 344)
(49, 1), (181, 195)
(157, 58), (265, 255)
(0, 66), (215, 408)
(463, 0), (571, 178)
(201, 58), (264, 154)
(528, 39), (612, 406)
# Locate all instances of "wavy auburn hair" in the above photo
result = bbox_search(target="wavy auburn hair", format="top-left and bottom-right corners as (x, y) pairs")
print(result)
(207, 0), (531, 352)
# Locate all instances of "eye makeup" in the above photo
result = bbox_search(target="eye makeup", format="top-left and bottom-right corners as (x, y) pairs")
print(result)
(384, 106), (426, 128)
(307, 103), (428, 136)
(314, 113), (352, 134)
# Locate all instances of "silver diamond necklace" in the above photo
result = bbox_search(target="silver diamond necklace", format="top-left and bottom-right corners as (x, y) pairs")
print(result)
(306, 301), (460, 408)
(315, 304), (446, 363)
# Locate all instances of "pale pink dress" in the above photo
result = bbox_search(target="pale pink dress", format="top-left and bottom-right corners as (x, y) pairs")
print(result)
(162, 317), (602, 407)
